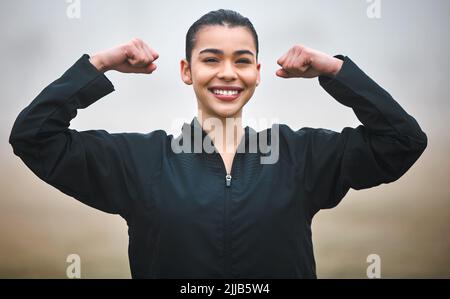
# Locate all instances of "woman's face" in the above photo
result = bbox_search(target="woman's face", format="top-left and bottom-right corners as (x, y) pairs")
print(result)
(181, 25), (261, 120)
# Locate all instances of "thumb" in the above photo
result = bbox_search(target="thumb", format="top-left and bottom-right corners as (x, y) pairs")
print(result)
(134, 62), (158, 74)
(276, 68), (290, 78)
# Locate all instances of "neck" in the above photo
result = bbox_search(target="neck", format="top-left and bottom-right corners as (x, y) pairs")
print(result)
(197, 109), (244, 154)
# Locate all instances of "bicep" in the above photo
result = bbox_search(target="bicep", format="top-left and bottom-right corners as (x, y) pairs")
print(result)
(24, 129), (135, 216)
(302, 125), (425, 212)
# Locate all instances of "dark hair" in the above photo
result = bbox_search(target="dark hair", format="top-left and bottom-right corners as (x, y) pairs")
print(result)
(185, 9), (259, 64)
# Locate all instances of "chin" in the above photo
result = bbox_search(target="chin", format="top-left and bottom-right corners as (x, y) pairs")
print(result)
(212, 106), (242, 119)
(198, 97), (247, 119)
(211, 111), (236, 119)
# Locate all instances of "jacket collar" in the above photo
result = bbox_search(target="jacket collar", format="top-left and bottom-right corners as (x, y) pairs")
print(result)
(178, 116), (257, 154)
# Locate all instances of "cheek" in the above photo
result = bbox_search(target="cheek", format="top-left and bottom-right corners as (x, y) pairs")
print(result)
(192, 67), (215, 87)
(240, 69), (259, 86)
(192, 72), (215, 101)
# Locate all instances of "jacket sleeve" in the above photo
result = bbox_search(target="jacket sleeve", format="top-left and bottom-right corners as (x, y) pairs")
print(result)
(289, 55), (428, 213)
(9, 54), (139, 217)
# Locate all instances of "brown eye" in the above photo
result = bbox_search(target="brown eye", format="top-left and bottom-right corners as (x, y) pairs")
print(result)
(236, 59), (251, 64)
(204, 58), (218, 63)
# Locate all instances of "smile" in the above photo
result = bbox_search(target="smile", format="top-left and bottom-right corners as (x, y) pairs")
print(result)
(212, 89), (239, 95)
(208, 86), (243, 102)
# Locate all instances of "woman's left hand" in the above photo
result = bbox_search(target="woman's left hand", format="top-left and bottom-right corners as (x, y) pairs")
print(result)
(276, 45), (343, 79)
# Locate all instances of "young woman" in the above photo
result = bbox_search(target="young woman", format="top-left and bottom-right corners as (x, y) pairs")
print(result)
(9, 9), (427, 278)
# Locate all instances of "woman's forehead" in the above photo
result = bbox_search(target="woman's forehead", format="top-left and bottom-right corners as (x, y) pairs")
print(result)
(193, 25), (256, 55)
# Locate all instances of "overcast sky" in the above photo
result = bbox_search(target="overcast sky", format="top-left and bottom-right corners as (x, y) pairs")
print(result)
(1, 0), (448, 140)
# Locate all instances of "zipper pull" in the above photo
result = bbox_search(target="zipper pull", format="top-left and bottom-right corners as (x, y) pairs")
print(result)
(225, 174), (232, 187)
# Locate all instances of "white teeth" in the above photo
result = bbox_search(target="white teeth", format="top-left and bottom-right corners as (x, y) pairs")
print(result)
(212, 89), (240, 96)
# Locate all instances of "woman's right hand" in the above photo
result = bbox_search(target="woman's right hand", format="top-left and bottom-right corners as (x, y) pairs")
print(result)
(89, 38), (159, 74)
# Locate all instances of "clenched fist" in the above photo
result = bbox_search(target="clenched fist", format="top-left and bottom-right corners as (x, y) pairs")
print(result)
(276, 45), (343, 79)
(89, 38), (159, 74)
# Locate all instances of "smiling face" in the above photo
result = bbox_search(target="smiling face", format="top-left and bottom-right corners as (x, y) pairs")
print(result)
(181, 25), (261, 121)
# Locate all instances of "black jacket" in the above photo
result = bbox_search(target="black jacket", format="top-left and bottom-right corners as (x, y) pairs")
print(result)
(9, 54), (427, 278)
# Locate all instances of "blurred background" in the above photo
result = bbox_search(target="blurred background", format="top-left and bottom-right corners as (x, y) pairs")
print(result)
(1, 0), (449, 278)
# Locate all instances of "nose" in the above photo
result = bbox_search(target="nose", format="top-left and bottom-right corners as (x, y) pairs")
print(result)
(217, 61), (237, 81)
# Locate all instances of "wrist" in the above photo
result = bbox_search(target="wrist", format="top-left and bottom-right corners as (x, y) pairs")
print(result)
(327, 57), (343, 77)
(89, 54), (108, 73)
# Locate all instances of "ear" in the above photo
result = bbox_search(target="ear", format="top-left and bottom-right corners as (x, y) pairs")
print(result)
(256, 62), (261, 86)
(180, 59), (193, 85)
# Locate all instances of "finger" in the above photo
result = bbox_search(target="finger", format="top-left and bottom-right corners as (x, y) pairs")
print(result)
(143, 43), (159, 61)
(125, 43), (142, 65)
(276, 68), (290, 78)
(283, 52), (297, 70)
(117, 61), (157, 74)
(146, 63), (157, 73)
(135, 61), (158, 74)
(296, 53), (311, 73)
(135, 41), (151, 65)
(141, 43), (154, 64)
(142, 44), (158, 74)
(277, 51), (289, 66)
(288, 46), (304, 69)
(280, 47), (296, 70)
(129, 39), (151, 66)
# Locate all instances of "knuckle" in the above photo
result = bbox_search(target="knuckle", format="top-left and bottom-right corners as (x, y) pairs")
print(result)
(131, 38), (141, 47)
(127, 43), (137, 52)
(122, 45), (130, 55)
(124, 45), (134, 57)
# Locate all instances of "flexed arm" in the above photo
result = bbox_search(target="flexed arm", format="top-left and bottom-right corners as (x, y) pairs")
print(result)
(9, 39), (161, 217)
(276, 45), (427, 212)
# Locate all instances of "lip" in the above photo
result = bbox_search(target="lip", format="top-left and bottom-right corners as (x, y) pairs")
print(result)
(208, 86), (244, 102)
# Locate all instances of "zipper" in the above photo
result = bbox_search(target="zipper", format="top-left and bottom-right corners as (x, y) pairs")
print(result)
(220, 129), (245, 277)
(222, 154), (242, 277)
(224, 172), (232, 277)
(225, 174), (232, 187)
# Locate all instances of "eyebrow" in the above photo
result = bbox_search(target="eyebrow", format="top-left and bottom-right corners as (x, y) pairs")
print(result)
(199, 48), (254, 56)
